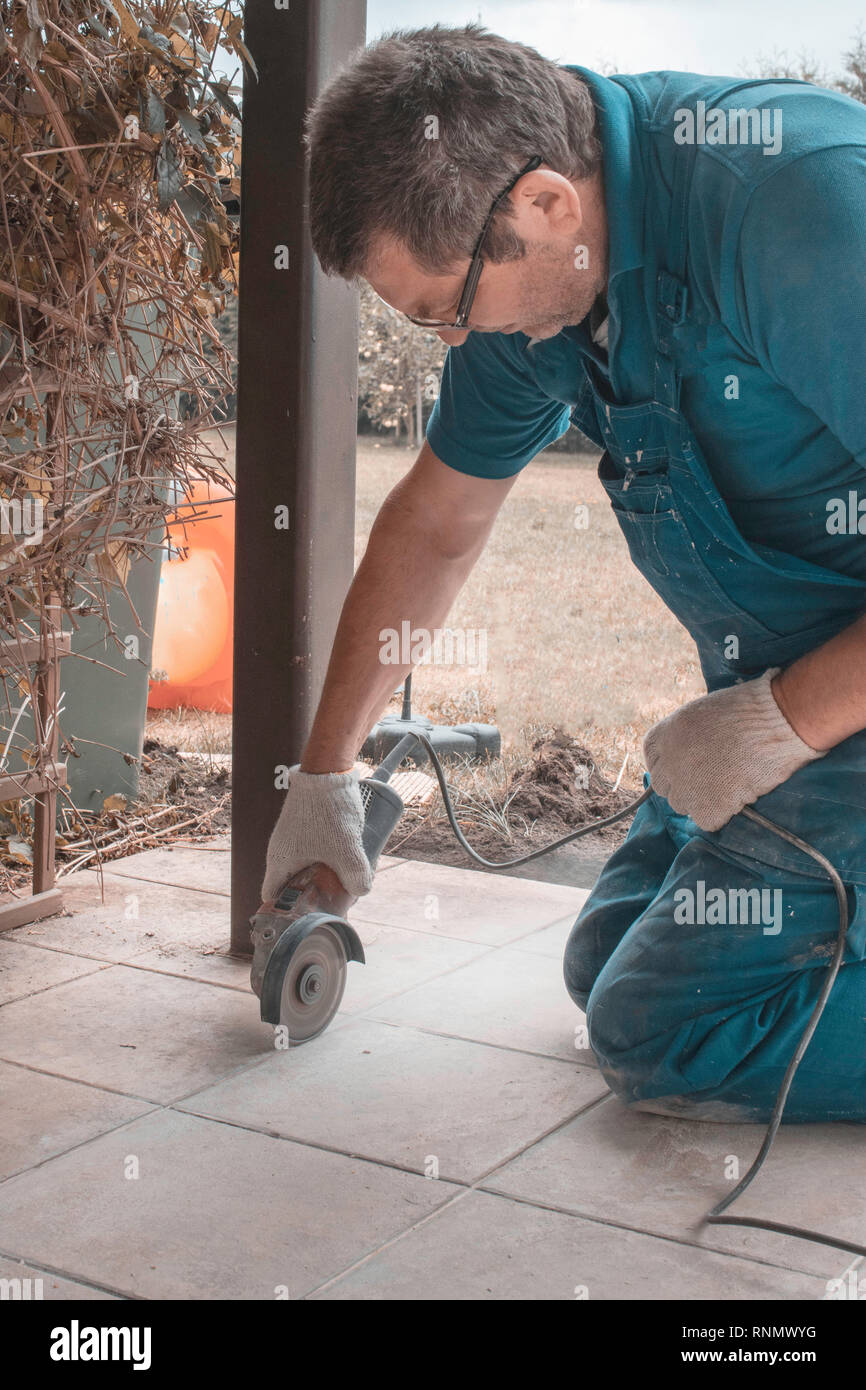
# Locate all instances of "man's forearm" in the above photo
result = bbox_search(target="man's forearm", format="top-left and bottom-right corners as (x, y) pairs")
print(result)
(771, 611), (866, 752)
(300, 494), (486, 773)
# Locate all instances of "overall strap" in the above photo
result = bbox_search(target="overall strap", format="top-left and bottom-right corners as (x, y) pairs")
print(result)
(654, 135), (697, 411)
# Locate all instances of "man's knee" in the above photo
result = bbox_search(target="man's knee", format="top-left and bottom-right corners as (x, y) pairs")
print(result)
(585, 969), (759, 1115)
(584, 971), (660, 1102)
(563, 895), (645, 1012)
(563, 911), (601, 1011)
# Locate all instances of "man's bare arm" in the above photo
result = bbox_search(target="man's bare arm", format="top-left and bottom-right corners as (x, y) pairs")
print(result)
(772, 612), (866, 752)
(300, 441), (518, 773)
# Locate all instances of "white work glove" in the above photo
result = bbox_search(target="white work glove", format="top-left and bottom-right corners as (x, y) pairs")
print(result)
(260, 765), (373, 903)
(643, 667), (826, 832)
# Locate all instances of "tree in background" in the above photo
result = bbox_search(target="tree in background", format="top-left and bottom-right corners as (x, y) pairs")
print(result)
(745, 28), (865, 100)
(838, 30), (866, 104)
(357, 283), (447, 447)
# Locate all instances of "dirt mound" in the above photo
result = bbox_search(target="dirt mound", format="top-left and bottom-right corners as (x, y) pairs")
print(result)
(388, 728), (638, 875)
(507, 728), (634, 828)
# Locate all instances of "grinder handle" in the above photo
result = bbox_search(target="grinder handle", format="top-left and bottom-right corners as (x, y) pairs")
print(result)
(269, 775), (406, 912)
(359, 775), (406, 865)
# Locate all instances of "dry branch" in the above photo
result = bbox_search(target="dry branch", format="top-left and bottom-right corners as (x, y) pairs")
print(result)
(0, 0), (244, 823)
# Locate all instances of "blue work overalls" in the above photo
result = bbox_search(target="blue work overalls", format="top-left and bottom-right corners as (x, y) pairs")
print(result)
(562, 75), (866, 1123)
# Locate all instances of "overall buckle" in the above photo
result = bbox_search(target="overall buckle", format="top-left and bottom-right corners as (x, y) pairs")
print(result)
(658, 271), (689, 325)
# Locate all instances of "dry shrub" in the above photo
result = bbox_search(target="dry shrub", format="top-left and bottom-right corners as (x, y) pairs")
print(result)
(0, 0), (246, 797)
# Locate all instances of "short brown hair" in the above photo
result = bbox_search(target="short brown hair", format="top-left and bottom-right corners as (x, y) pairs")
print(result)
(305, 23), (602, 280)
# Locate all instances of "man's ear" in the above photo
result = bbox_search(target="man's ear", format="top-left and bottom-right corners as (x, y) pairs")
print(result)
(516, 169), (583, 231)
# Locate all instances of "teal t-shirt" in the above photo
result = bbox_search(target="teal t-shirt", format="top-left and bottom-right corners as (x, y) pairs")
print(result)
(426, 68), (866, 580)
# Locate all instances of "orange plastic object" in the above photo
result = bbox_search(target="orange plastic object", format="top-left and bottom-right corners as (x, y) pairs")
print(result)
(147, 475), (235, 712)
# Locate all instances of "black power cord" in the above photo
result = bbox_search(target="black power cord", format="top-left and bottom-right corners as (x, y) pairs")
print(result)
(405, 730), (864, 1259)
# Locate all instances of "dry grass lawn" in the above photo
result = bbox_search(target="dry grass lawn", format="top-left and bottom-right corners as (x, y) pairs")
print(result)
(353, 437), (703, 788)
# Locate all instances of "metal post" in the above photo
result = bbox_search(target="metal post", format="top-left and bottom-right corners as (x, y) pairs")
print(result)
(231, 0), (367, 952)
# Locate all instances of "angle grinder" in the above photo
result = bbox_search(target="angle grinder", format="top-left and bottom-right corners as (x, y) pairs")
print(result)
(249, 733), (418, 1043)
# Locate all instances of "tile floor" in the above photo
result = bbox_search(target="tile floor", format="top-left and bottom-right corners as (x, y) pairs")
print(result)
(0, 840), (861, 1301)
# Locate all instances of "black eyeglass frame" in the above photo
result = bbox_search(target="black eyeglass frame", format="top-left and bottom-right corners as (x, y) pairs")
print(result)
(403, 154), (544, 329)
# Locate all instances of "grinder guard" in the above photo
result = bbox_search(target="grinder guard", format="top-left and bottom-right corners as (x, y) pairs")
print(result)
(258, 910), (366, 1028)
(250, 748), (413, 1040)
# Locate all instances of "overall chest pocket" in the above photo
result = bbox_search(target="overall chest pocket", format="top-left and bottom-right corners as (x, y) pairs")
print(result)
(603, 472), (794, 647)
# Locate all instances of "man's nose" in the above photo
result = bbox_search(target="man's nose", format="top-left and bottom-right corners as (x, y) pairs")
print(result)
(435, 328), (471, 346)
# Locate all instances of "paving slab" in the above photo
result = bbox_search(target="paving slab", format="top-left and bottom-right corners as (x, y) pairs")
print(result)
(0, 938), (108, 1004)
(350, 858), (588, 945)
(178, 1017), (607, 1184)
(335, 920), (490, 1014)
(0, 964), (271, 1102)
(0, 1256), (119, 1301)
(123, 942), (252, 992)
(95, 845), (230, 896)
(368, 945), (595, 1064)
(0, 1109), (460, 1299)
(0, 1061), (154, 1181)
(483, 1093), (866, 1280)
(510, 911), (583, 959)
(9, 872), (231, 963)
(312, 1188), (829, 1301)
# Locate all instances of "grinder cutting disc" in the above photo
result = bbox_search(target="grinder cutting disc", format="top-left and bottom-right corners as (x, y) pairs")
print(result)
(274, 923), (348, 1044)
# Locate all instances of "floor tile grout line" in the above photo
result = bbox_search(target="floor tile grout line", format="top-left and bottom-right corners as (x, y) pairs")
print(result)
(0, 1049), (285, 1186)
(59, 863), (232, 893)
(6, 932), (233, 964)
(0, 1047), (274, 1129)
(350, 1013), (597, 1068)
(105, 959), (251, 991)
(349, 907), (582, 946)
(4, 942), (249, 974)
(347, 916), (501, 946)
(491, 911), (585, 949)
(3, 1082), (598, 1299)
(81, 871), (231, 899)
(302, 1084), (840, 1294)
(1, 954), (265, 998)
(0, 1245), (147, 1300)
(2, 939), (123, 965)
(348, 921), (565, 948)
(170, 1105), (490, 1182)
(173, 1051), (611, 1163)
(300, 1092), (615, 1298)
(0, 962), (114, 1007)
(7, 882), (577, 976)
(473, 1180), (842, 1285)
(0, 1105), (161, 1187)
(33, 1073), (605, 1210)
(370, 859), (406, 876)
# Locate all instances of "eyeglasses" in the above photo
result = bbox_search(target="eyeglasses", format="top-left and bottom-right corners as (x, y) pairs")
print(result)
(400, 154), (543, 330)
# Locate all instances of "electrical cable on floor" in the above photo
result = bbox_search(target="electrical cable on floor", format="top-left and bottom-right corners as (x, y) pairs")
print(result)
(406, 731), (865, 1260)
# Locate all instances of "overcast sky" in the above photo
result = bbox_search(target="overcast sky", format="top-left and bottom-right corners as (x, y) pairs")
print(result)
(366, 0), (863, 81)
